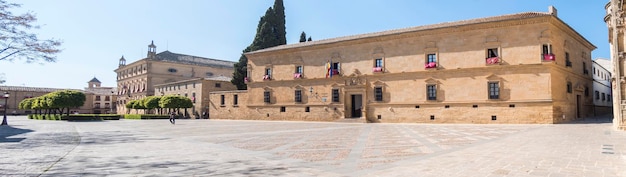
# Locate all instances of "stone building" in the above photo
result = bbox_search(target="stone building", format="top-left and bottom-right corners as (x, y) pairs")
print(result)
(114, 41), (235, 114)
(154, 76), (236, 118)
(210, 7), (596, 124)
(84, 77), (117, 114)
(0, 86), (69, 115)
(606, 0), (626, 130)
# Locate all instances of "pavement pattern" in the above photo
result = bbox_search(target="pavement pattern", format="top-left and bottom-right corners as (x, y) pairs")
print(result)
(0, 115), (625, 177)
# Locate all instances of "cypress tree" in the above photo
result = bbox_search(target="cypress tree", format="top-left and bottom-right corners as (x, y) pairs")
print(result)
(299, 31), (307, 43)
(231, 0), (287, 90)
(307, 36), (312, 42)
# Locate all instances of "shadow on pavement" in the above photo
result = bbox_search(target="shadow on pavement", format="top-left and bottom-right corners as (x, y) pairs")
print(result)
(41, 155), (299, 176)
(0, 125), (33, 143)
(563, 114), (614, 124)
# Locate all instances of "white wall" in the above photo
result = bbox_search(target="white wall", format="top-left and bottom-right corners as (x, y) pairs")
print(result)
(592, 60), (612, 107)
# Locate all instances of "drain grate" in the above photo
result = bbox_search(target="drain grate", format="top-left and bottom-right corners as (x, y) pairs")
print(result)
(602, 144), (614, 155)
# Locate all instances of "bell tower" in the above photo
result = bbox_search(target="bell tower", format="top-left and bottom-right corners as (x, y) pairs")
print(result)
(147, 40), (157, 58)
(118, 55), (126, 67)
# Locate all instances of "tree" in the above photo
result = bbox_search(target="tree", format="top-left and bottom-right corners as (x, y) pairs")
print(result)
(307, 37), (312, 42)
(43, 90), (85, 116)
(0, 0), (62, 63)
(159, 95), (193, 116)
(142, 96), (161, 114)
(18, 98), (33, 110)
(299, 31), (307, 43)
(231, 0), (286, 90)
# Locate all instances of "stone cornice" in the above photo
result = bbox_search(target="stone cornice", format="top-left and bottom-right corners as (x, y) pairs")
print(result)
(548, 17), (597, 50)
(246, 16), (553, 58)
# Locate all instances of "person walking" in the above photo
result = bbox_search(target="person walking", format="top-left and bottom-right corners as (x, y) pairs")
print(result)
(169, 111), (176, 124)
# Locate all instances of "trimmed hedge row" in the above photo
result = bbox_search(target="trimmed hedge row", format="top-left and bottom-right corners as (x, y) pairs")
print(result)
(124, 114), (170, 119)
(28, 114), (121, 121)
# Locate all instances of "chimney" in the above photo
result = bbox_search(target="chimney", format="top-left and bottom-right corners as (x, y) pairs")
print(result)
(549, 6), (557, 16)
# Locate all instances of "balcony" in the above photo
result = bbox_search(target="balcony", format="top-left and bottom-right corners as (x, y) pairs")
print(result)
(294, 73), (302, 79)
(263, 75), (271, 81)
(486, 57), (500, 65)
(542, 53), (555, 61)
(331, 69), (340, 75)
(425, 62), (437, 69)
(372, 67), (383, 73)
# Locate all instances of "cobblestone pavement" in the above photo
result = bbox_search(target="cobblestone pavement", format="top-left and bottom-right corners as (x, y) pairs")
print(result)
(1, 115), (625, 176)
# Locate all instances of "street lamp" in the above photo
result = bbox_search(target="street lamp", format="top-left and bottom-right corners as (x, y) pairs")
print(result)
(2, 92), (9, 126)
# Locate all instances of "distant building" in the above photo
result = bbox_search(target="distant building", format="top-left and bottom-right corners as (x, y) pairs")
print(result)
(210, 6), (597, 124)
(153, 76), (236, 118)
(84, 77), (117, 114)
(114, 41), (235, 114)
(605, 0), (626, 130)
(592, 59), (612, 115)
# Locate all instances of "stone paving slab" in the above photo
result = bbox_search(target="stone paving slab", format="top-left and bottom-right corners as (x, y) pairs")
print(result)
(0, 115), (625, 176)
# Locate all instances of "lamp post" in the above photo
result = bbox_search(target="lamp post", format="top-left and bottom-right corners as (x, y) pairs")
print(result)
(2, 92), (9, 126)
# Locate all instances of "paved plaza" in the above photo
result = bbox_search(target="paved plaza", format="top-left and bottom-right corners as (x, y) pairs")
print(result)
(1, 115), (625, 177)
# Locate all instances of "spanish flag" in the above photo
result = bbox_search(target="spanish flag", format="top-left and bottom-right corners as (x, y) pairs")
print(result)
(326, 60), (332, 78)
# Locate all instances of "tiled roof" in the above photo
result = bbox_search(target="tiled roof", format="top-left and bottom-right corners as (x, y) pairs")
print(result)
(84, 87), (117, 95)
(204, 76), (232, 82)
(154, 51), (235, 68)
(88, 77), (101, 83)
(0, 86), (79, 93)
(248, 12), (552, 55)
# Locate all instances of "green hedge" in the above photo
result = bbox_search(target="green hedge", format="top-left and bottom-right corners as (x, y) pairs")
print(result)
(28, 114), (65, 120)
(124, 114), (171, 119)
(27, 114), (121, 121)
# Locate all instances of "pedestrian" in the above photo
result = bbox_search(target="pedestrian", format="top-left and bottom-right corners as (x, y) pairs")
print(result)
(169, 111), (176, 124)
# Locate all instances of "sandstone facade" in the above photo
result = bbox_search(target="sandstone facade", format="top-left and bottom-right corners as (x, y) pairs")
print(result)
(211, 7), (596, 124)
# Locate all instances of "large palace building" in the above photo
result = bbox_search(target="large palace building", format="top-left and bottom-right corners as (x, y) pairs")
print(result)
(210, 7), (596, 124)
(114, 41), (235, 114)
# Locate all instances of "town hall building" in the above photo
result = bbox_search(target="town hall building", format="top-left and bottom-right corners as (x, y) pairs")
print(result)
(209, 7), (596, 124)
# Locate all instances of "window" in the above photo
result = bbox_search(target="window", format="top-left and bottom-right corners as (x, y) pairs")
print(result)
(565, 52), (571, 67)
(280, 107), (286, 112)
(95, 96), (101, 101)
(542, 44), (552, 54)
(168, 68), (177, 73)
(105, 96), (110, 101)
(192, 92), (196, 103)
(264, 91), (271, 103)
(193, 82), (196, 88)
(215, 83), (221, 88)
(233, 95), (238, 106)
(583, 62), (588, 74)
(373, 58), (383, 72)
(295, 90), (302, 103)
(104, 103), (110, 109)
(305, 107), (310, 112)
(486, 48), (499, 64)
(264, 68), (272, 80)
(220, 95), (225, 105)
(602, 93), (606, 101)
(294, 66), (303, 78)
(487, 48), (499, 58)
(426, 54), (437, 68)
(332, 89), (340, 102)
(94, 103), (101, 108)
(608, 94), (612, 102)
(593, 67), (596, 75)
(206, 72), (214, 77)
(328, 62), (341, 76)
(185, 84), (188, 89)
(542, 44), (555, 61)
(374, 87), (383, 101)
(567, 82), (572, 93)
(488, 82), (500, 99)
(595, 91), (600, 100)
(295, 66), (303, 74)
(584, 87), (589, 97)
(427, 84), (437, 100)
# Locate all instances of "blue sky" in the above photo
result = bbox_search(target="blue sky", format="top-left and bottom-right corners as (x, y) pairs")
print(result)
(1, 0), (610, 89)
